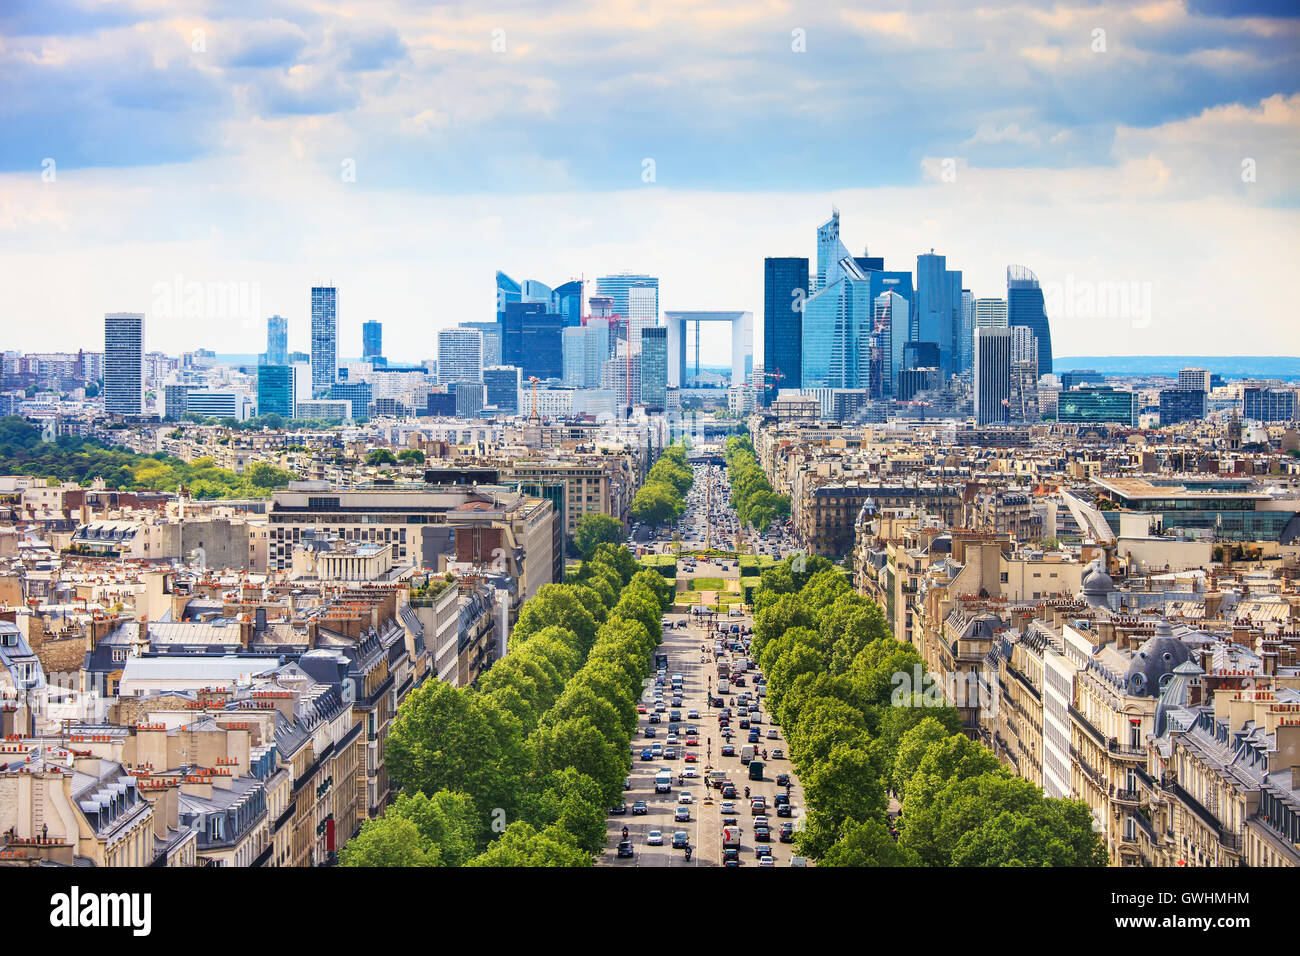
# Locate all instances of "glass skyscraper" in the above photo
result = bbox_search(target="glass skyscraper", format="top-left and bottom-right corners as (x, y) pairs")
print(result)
(104, 312), (145, 416)
(640, 326), (668, 409)
(362, 320), (382, 361)
(437, 328), (484, 385)
(973, 326), (1012, 425)
(483, 365), (521, 415)
(763, 256), (809, 404)
(552, 280), (584, 328)
(459, 321), (502, 367)
(501, 302), (563, 380)
(915, 252), (962, 379)
(266, 314), (288, 366)
(310, 286), (338, 392)
(1007, 265), (1053, 375)
(801, 273), (874, 391)
(257, 364), (295, 418)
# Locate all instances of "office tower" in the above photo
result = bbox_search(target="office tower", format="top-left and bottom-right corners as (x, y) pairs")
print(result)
(595, 274), (658, 325)
(552, 280), (584, 328)
(163, 383), (192, 421)
(1009, 326), (1039, 423)
(973, 297), (1008, 329)
(814, 209), (853, 293)
(1178, 368), (1211, 392)
(1007, 265), (1053, 375)
(266, 315), (288, 366)
(496, 271), (522, 330)
(583, 318), (611, 386)
(602, 345), (642, 409)
(520, 279), (553, 304)
(1243, 387), (1298, 423)
(185, 390), (246, 421)
(330, 380), (373, 420)
(1061, 369), (1106, 390)
(958, 289), (974, 374)
(1159, 388), (1206, 425)
(454, 382), (486, 419)
(437, 328), (484, 385)
(1057, 387), (1137, 425)
(640, 326), (668, 409)
(459, 321), (501, 367)
(562, 327), (588, 386)
(897, 366), (941, 402)
(801, 275), (874, 391)
(310, 286), (338, 392)
(904, 341), (940, 370)
(104, 312), (145, 416)
(362, 320), (383, 361)
(763, 257), (809, 404)
(873, 290), (909, 398)
(973, 326), (1012, 425)
(502, 302), (563, 379)
(916, 252), (962, 378)
(483, 365), (521, 415)
(257, 364), (295, 418)
(627, 283), (658, 349)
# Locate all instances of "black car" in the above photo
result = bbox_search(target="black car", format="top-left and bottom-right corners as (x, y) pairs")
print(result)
(672, 831), (690, 849)
(610, 801), (627, 814)
(779, 823), (794, 843)
(776, 773), (791, 788)
(777, 804), (793, 818)
(754, 826), (771, 842)
(721, 744), (735, 757)
(617, 840), (635, 858)
(632, 801), (648, 815)
(723, 847), (740, 863)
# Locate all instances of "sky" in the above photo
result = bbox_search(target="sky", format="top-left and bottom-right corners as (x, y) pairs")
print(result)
(1, 0), (1299, 365)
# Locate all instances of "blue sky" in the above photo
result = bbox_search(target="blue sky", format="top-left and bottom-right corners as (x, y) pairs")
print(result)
(1, 0), (1298, 362)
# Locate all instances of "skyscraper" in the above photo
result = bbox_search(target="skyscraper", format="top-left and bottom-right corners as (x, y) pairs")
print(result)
(814, 210), (852, 293)
(104, 312), (145, 416)
(583, 318), (611, 385)
(257, 365), (295, 418)
(595, 274), (659, 323)
(873, 290), (909, 398)
(802, 272), (874, 391)
(362, 320), (382, 361)
(627, 283), (658, 350)
(1009, 326), (1039, 423)
(958, 289), (974, 374)
(640, 326), (668, 409)
(459, 321), (502, 367)
(437, 328), (483, 385)
(973, 298), (1008, 329)
(1178, 368), (1211, 392)
(763, 257), (809, 404)
(973, 326), (1012, 425)
(1007, 265), (1053, 375)
(266, 315), (288, 366)
(310, 286), (338, 393)
(562, 327), (588, 386)
(916, 252), (962, 378)
(496, 271), (522, 330)
(501, 302), (563, 380)
(483, 365), (521, 415)
(552, 280), (584, 328)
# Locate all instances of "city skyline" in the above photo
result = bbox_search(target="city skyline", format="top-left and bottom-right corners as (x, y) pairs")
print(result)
(3, 2), (1297, 361)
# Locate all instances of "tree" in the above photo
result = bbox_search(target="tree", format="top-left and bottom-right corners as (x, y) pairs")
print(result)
(819, 819), (916, 867)
(522, 768), (609, 854)
(466, 821), (592, 867)
(573, 513), (625, 560)
(339, 816), (437, 867)
(365, 448), (398, 466)
(631, 481), (683, 527)
(529, 715), (628, 807)
(397, 448), (426, 464)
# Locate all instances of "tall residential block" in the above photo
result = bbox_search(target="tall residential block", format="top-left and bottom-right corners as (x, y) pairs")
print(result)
(310, 286), (338, 392)
(104, 312), (145, 416)
(973, 326), (1012, 425)
(266, 314), (288, 366)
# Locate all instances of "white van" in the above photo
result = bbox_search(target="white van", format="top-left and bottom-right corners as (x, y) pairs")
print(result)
(655, 770), (673, 793)
(740, 744), (755, 764)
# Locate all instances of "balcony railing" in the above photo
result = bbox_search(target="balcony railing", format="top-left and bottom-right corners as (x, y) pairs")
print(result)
(1114, 788), (1141, 805)
(1108, 739), (1146, 759)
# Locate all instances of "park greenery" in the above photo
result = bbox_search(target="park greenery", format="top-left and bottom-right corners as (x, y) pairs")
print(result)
(0, 416), (296, 499)
(341, 542), (673, 867)
(630, 442), (693, 527)
(751, 554), (1107, 867)
(724, 435), (789, 532)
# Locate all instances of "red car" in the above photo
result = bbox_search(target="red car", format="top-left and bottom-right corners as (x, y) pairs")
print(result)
(637, 704), (647, 714)
(685, 736), (699, 747)
(684, 752), (698, 762)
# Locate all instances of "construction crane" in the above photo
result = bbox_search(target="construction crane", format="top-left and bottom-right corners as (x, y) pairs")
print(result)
(528, 376), (541, 422)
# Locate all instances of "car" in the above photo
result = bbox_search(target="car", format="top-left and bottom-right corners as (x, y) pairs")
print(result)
(648, 713), (661, 725)
(669, 711), (682, 722)
(755, 844), (772, 859)
(772, 748), (785, 759)
(767, 729), (779, 739)
(721, 784), (738, 799)
(750, 798), (767, 815)
(681, 767), (699, 779)
(779, 823), (794, 843)
(757, 856), (776, 867)
(684, 752), (698, 762)
(678, 792), (694, 804)
(685, 736), (699, 747)
(687, 709), (700, 719)
(632, 801), (648, 814)
(754, 826), (770, 842)
(636, 704), (647, 714)
(720, 800), (736, 814)
(651, 744), (663, 757)
(748, 731), (760, 743)
(664, 747), (678, 760)
(654, 703), (666, 713)
(617, 840), (635, 858)
(721, 744), (735, 757)
(777, 804), (793, 818)
(723, 847), (741, 864)
(739, 719), (750, 730)
(675, 806), (690, 822)
(644, 726), (657, 738)
(646, 830), (663, 846)
(611, 801), (627, 814)
(666, 734), (679, 746)
(639, 748), (653, 761)
(672, 830), (690, 849)
(774, 793), (789, 807)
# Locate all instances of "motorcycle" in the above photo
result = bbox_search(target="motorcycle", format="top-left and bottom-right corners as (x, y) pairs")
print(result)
(622, 826), (629, 840)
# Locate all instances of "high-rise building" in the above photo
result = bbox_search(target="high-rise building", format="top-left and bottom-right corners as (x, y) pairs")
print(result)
(362, 320), (383, 361)
(1243, 387), (1297, 423)
(958, 289), (975, 374)
(483, 365), (521, 415)
(1009, 326), (1039, 423)
(873, 290), (909, 398)
(496, 271), (522, 330)
(814, 210), (853, 293)
(1057, 387), (1137, 425)
(501, 302), (563, 380)
(459, 321), (502, 367)
(163, 383), (192, 421)
(595, 274), (658, 325)
(583, 318), (611, 386)
(330, 380), (373, 421)
(552, 280), (584, 328)
(310, 286), (338, 393)
(454, 381), (486, 419)
(1061, 369), (1106, 390)
(1159, 388), (1206, 425)
(562, 327), (589, 387)
(257, 364), (295, 418)
(915, 252), (962, 378)
(1177, 367), (1211, 392)
(640, 326), (668, 409)
(104, 312), (145, 416)
(627, 283), (658, 350)
(1007, 266), (1053, 376)
(763, 257), (809, 404)
(437, 328), (484, 385)
(266, 315), (288, 366)
(973, 326), (1012, 425)
(973, 297), (1008, 329)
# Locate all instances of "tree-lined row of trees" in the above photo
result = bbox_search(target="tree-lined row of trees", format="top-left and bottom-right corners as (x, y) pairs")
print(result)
(724, 435), (789, 532)
(630, 442), (694, 527)
(342, 542), (673, 866)
(0, 416), (296, 499)
(751, 555), (1107, 866)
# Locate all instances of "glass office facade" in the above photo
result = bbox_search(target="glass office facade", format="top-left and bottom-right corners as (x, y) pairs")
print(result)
(763, 256), (809, 403)
(1007, 265), (1053, 376)
(257, 364), (294, 418)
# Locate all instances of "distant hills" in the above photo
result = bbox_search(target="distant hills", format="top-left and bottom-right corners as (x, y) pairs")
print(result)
(1055, 356), (1300, 381)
